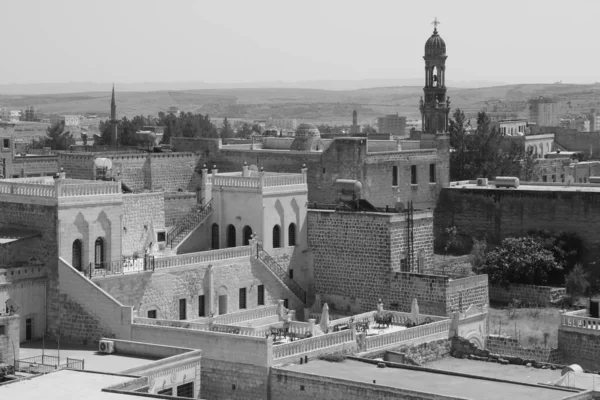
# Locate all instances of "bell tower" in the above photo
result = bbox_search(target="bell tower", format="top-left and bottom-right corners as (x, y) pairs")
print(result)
(419, 18), (450, 134)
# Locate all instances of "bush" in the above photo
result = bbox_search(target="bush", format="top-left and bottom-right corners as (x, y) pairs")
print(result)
(470, 238), (487, 271)
(527, 230), (584, 284)
(318, 353), (347, 362)
(565, 263), (590, 298)
(478, 237), (562, 288)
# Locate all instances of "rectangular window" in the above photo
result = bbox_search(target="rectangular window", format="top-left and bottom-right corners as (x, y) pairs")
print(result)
(257, 284), (265, 306)
(177, 382), (194, 398)
(543, 176), (547, 182)
(289, 269), (294, 279)
(552, 175), (556, 183)
(283, 299), (289, 309)
(198, 295), (205, 317)
(392, 165), (398, 186)
(239, 288), (247, 309)
(2, 139), (9, 149)
(561, 174), (565, 182)
(157, 231), (166, 242)
(147, 310), (157, 319)
(411, 165), (417, 185)
(400, 258), (409, 272)
(0, 325), (5, 335)
(179, 298), (186, 320)
(429, 164), (436, 183)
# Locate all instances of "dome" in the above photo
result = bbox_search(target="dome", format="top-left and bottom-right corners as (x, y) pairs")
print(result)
(295, 123), (320, 138)
(291, 123), (323, 151)
(425, 28), (446, 57)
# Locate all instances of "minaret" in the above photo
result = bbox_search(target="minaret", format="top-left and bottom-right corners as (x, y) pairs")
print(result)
(352, 110), (357, 127)
(419, 18), (450, 135)
(110, 84), (118, 145)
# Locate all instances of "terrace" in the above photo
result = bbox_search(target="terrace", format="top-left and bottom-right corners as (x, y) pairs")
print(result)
(561, 309), (600, 332)
(0, 177), (121, 201)
(207, 170), (307, 193)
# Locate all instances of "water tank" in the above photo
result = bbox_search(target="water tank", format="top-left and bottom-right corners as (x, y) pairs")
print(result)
(561, 364), (583, 376)
(494, 176), (519, 189)
(94, 158), (113, 170)
(335, 179), (363, 195)
(589, 176), (600, 184)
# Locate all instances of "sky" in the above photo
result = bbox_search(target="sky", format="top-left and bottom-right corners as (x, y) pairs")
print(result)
(0, 0), (599, 86)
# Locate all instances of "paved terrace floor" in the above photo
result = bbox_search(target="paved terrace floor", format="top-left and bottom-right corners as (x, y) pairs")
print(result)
(448, 182), (600, 193)
(20, 340), (154, 374)
(281, 359), (573, 400)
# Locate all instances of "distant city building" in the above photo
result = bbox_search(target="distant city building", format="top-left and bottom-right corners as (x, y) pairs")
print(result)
(50, 115), (81, 127)
(1, 109), (22, 123)
(529, 97), (559, 127)
(377, 113), (406, 135)
(494, 119), (528, 136)
(266, 118), (297, 130)
(167, 106), (181, 117)
(24, 106), (35, 122)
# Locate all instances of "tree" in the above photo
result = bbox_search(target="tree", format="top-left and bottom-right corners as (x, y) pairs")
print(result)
(362, 125), (376, 134)
(220, 117), (235, 139)
(251, 124), (264, 135)
(565, 263), (590, 298)
(476, 236), (562, 288)
(237, 123), (253, 138)
(45, 121), (73, 150)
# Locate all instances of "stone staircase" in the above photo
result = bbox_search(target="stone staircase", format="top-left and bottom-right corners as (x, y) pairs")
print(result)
(255, 243), (307, 305)
(166, 200), (213, 249)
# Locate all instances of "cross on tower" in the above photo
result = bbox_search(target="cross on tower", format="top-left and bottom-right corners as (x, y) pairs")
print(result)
(432, 17), (440, 33)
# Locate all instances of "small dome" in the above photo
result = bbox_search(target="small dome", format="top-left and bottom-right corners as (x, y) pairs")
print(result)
(295, 123), (320, 137)
(291, 123), (323, 151)
(425, 29), (446, 57)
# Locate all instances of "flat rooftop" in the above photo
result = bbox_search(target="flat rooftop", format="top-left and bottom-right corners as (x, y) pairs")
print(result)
(448, 181), (600, 193)
(280, 359), (573, 400)
(0, 369), (140, 400)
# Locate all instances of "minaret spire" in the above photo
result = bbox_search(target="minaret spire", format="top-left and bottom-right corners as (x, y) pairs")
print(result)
(110, 84), (118, 146)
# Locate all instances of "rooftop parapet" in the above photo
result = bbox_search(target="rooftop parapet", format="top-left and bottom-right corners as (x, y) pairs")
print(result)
(206, 168), (307, 193)
(0, 177), (121, 201)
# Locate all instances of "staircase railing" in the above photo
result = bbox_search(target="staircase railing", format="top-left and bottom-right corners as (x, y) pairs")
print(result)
(166, 199), (213, 248)
(256, 243), (306, 304)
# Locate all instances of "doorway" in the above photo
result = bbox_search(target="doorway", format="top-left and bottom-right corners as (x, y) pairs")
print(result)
(25, 318), (32, 341)
(218, 295), (228, 315)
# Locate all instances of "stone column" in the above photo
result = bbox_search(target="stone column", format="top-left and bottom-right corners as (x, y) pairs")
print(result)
(308, 319), (316, 336)
(206, 264), (214, 316)
(288, 310), (296, 321)
(301, 164), (307, 183)
(242, 162), (249, 177)
(201, 165), (209, 206)
(303, 307), (311, 322)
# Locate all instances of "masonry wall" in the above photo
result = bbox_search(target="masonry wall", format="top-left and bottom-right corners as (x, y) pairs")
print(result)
(164, 192), (198, 227)
(122, 192), (165, 256)
(58, 258), (132, 344)
(486, 334), (562, 364)
(489, 283), (566, 306)
(555, 131), (600, 157)
(0, 200), (59, 334)
(446, 275), (489, 314)
(95, 256), (303, 319)
(0, 315), (19, 365)
(149, 153), (200, 192)
(434, 188), (600, 274)
(389, 273), (448, 316)
(58, 153), (95, 180)
(385, 338), (451, 365)
(269, 368), (463, 400)
(558, 327), (600, 371)
(9, 156), (58, 178)
(110, 154), (149, 191)
(309, 210), (436, 313)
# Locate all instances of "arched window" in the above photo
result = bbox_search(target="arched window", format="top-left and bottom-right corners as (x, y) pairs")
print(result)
(272, 225), (281, 248)
(242, 226), (253, 246)
(94, 237), (105, 268)
(211, 224), (219, 249)
(227, 224), (236, 248)
(288, 223), (296, 246)
(72, 239), (82, 271)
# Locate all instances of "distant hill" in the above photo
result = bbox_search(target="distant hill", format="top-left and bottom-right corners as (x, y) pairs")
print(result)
(1, 82), (599, 125)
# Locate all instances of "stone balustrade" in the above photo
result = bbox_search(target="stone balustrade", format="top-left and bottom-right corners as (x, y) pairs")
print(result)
(153, 246), (252, 269)
(212, 176), (259, 188)
(273, 329), (354, 360)
(365, 319), (451, 351)
(0, 179), (121, 198)
(132, 317), (209, 331)
(561, 311), (600, 331)
(262, 174), (305, 187)
(0, 181), (56, 197)
(57, 181), (121, 197)
(213, 304), (278, 325)
(207, 173), (306, 191)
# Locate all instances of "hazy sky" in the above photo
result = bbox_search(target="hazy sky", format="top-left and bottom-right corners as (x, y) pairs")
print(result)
(1, 0), (598, 85)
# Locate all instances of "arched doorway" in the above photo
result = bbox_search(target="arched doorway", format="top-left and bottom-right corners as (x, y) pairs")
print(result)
(288, 223), (296, 246)
(272, 225), (281, 248)
(72, 239), (82, 271)
(226, 225), (236, 248)
(211, 224), (219, 249)
(242, 226), (253, 246)
(94, 237), (105, 268)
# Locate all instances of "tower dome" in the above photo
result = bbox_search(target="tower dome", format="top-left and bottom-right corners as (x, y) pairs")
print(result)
(290, 123), (324, 151)
(425, 27), (446, 57)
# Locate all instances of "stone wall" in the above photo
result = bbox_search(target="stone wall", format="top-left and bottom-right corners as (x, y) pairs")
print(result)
(385, 338), (451, 365)
(164, 192), (198, 227)
(486, 334), (562, 364)
(446, 275), (489, 314)
(555, 131), (600, 157)
(58, 153), (95, 180)
(269, 367), (462, 400)
(0, 200), (58, 334)
(432, 255), (473, 279)
(434, 187), (600, 275)
(0, 314), (19, 365)
(389, 273), (448, 316)
(122, 192), (166, 256)
(148, 153), (200, 192)
(309, 209), (434, 314)
(9, 156), (58, 178)
(96, 256), (303, 319)
(202, 359), (268, 400)
(558, 327), (600, 371)
(489, 283), (566, 306)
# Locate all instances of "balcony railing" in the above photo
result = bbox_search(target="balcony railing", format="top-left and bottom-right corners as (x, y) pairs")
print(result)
(561, 313), (600, 331)
(212, 304), (278, 325)
(166, 199), (212, 248)
(272, 329), (354, 360)
(15, 355), (84, 374)
(364, 319), (451, 351)
(88, 256), (154, 278)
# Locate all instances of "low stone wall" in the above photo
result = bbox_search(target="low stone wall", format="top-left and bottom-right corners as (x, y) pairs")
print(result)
(486, 334), (562, 364)
(559, 326), (600, 372)
(489, 283), (566, 306)
(432, 255), (473, 279)
(385, 339), (451, 365)
(446, 275), (489, 314)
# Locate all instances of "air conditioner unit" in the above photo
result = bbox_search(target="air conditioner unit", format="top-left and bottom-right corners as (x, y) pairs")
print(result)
(99, 340), (115, 354)
(476, 178), (488, 187)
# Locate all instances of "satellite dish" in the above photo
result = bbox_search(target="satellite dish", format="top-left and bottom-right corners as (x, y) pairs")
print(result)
(95, 158), (112, 170)
(395, 202), (405, 212)
(5, 298), (19, 314)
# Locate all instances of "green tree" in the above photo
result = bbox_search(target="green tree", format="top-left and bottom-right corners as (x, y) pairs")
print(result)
(565, 263), (590, 298)
(237, 123), (253, 138)
(45, 121), (73, 150)
(362, 124), (376, 134)
(476, 236), (562, 288)
(220, 117), (235, 138)
(251, 124), (264, 135)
